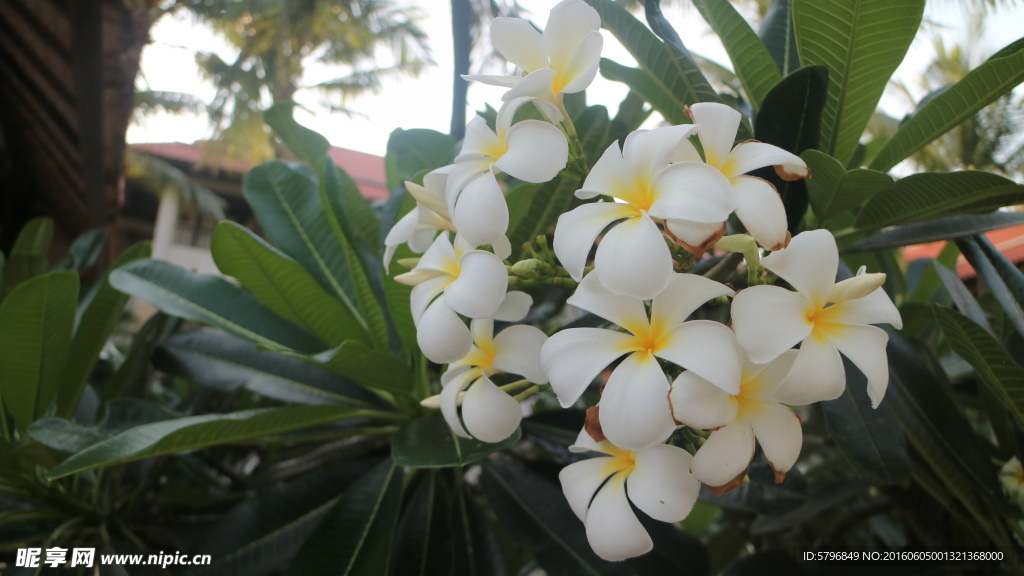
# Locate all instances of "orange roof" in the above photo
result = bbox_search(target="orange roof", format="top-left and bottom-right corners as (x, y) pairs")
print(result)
(131, 142), (389, 201)
(902, 222), (1024, 279)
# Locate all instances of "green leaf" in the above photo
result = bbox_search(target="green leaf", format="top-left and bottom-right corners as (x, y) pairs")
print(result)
(59, 241), (151, 418)
(0, 271), (78, 429)
(869, 37), (1024, 172)
(793, 0), (923, 164)
(155, 328), (383, 408)
(692, 0), (781, 110)
(275, 341), (413, 396)
(586, 0), (723, 115)
(4, 217), (54, 295)
(481, 459), (627, 576)
(51, 227), (107, 272)
(747, 479), (867, 536)
(803, 149), (893, 225)
(286, 459), (404, 576)
(186, 459), (379, 576)
(45, 405), (366, 479)
(854, 170), (1024, 229)
(321, 158), (389, 349)
(109, 258), (323, 353)
(392, 416), (521, 468)
(936, 307), (1024, 431)
(385, 128), (456, 192)
(212, 221), (370, 347)
(975, 233), (1024, 313)
(0, 251), (5, 301)
(450, 479), (508, 576)
(28, 398), (177, 454)
(752, 66), (828, 231)
(243, 161), (365, 327)
(934, 263), (990, 332)
(759, 0), (800, 76)
(389, 471), (453, 576)
(821, 358), (909, 485)
(575, 104), (611, 169)
(956, 236), (1024, 338)
(599, 59), (690, 126)
(845, 211), (1024, 252)
(885, 330), (1011, 546)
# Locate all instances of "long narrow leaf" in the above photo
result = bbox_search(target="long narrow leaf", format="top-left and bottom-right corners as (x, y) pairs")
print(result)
(793, 0), (923, 164)
(274, 341), (413, 396)
(212, 221), (370, 347)
(956, 236), (1024, 338)
(759, 0), (800, 76)
(692, 0), (782, 110)
(4, 217), (53, 294)
(110, 259), (323, 353)
(45, 406), (369, 479)
(0, 271), (78, 429)
(58, 241), (152, 417)
(845, 211), (1024, 252)
(869, 37), (1024, 171)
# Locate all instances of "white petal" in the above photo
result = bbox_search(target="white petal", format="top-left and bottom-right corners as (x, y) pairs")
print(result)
(495, 97), (530, 137)
(649, 162), (735, 223)
(491, 17), (549, 72)
(409, 227), (440, 254)
(568, 426), (604, 454)
(725, 141), (810, 180)
(772, 336), (846, 405)
(495, 291), (533, 322)
(495, 120), (568, 182)
(541, 328), (633, 407)
(492, 325), (548, 383)
(462, 375), (523, 443)
(664, 219), (727, 249)
(761, 229), (838, 306)
(559, 456), (615, 521)
(594, 212), (672, 300)
(621, 125), (699, 181)
(470, 317), (495, 349)
(651, 273), (734, 328)
(828, 273), (886, 304)
(731, 285), (813, 364)
(567, 271), (649, 335)
(748, 402), (802, 475)
(751, 350), (800, 403)
(552, 201), (634, 281)
(544, 0), (602, 71)
(441, 369), (478, 438)
(444, 250), (509, 319)
(383, 209), (418, 272)
(418, 299), (473, 364)
(452, 174), (509, 248)
(657, 321), (742, 395)
(829, 324), (890, 407)
(668, 371), (737, 430)
(458, 115), (502, 160)
(578, 141), (630, 200)
(690, 422), (755, 488)
(492, 234), (512, 260)
(502, 68), (557, 102)
(462, 73), (519, 88)
(557, 31), (603, 94)
(687, 102), (741, 167)
(669, 138), (703, 163)
(410, 275), (449, 323)
(585, 474), (652, 561)
(628, 445), (699, 522)
(732, 176), (789, 251)
(599, 353), (676, 451)
(830, 288), (903, 329)
(416, 232), (458, 273)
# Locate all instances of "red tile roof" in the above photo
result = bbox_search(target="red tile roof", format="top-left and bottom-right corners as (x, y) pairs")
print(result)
(131, 142), (389, 201)
(902, 222), (1024, 279)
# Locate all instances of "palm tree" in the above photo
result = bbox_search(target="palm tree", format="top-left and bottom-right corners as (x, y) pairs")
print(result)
(166, 0), (433, 162)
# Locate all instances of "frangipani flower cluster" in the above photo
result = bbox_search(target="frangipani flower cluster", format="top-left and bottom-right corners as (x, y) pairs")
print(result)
(385, 0), (903, 563)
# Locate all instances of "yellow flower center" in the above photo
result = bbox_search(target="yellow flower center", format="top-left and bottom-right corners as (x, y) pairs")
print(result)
(805, 303), (845, 341)
(602, 445), (637, 476)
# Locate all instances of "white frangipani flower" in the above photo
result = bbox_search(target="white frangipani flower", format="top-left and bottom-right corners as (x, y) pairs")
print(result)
(731, 229), (903, 407)
(439, 318), (548, 443)
(553, 125), (735, 299)
(540, 272), (741, 450)
(669, 349), (802, 492)
(465, 0), (603, 105)
(670, 102), (812, 252)
(447, 98), (569, 256)
(383, 166), (455, 272)
(559, 427), (699, 561)
(395, 233), (509, 364)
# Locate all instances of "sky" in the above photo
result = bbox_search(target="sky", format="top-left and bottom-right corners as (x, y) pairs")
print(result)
(128, 0), (1024, 158)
